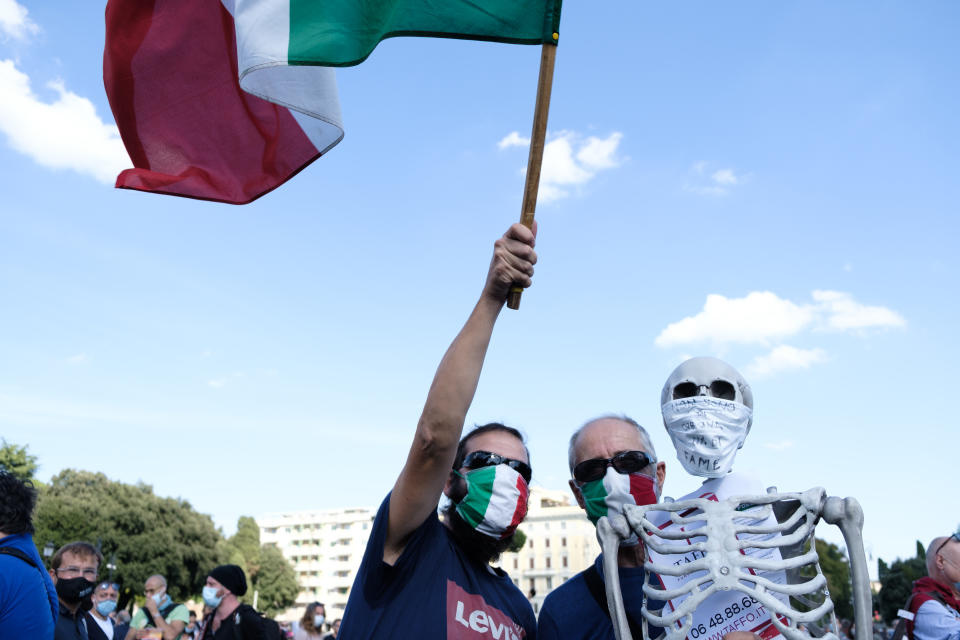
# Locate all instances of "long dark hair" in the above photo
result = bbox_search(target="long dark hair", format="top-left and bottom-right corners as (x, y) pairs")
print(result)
(299, 602), (325, 635)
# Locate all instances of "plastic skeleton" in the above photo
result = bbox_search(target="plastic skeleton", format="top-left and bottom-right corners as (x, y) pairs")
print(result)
(595, 487), (874, 640)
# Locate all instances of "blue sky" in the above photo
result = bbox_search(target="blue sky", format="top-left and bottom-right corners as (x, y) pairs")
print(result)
(1, 1), (957, 574)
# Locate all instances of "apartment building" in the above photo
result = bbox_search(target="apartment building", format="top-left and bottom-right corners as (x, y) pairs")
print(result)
(258, 506), (376, 622)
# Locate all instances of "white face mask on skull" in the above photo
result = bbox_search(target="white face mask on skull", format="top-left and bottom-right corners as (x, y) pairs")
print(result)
(662, 396), (752, 478)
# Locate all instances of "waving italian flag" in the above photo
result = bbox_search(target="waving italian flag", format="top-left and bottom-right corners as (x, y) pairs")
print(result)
(104, 0), (562, 204)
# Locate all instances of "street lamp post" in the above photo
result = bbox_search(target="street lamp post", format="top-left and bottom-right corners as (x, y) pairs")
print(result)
(107, 553), (117, 580)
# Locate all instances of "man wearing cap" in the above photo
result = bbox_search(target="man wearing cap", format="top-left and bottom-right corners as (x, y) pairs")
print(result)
(198, 564), (266, 639)
(127, 574), (189, 639)
(338, 224), (538, 639)
(87, 581), (121, 640)
(904, 533), (960, 640)
(538, 415), (667, 639)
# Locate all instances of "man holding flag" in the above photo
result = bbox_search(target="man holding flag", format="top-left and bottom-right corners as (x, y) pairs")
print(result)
(338, 223), (538, 639)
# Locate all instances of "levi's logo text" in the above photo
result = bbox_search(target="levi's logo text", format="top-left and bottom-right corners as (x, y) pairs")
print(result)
(445, 580), (526, 639)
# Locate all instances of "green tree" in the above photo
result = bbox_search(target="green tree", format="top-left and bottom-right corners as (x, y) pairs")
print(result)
(220, 516), (298, 616)
(0, 439), (39, 482)
(254, 545), (300, 617)
(507, 529), (526, 553)
(228, 516), (262, 577)
(33, 469), (221, 609)
(815, 538), (853, 621)
(877, 541), (927, 623)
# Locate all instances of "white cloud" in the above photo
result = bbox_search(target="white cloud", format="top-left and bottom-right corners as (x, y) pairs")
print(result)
(711, 169), (738, 185)
(0, 59), (129, 183)
(762, 440), (796, 451)
(207, 379), (227, 389)
(656, 290), (905, 347)
(685, 162), (746, 196)
(65, 353), (88, 365)
(501, 130), (624, 203)
(0, 0), (38, 40)
(812, 290), (907, 331)
(497, 131), (530, 149)
(577, 132), (623, 171)
(655, 291), (814, 347)
(745, 345), (828, 377)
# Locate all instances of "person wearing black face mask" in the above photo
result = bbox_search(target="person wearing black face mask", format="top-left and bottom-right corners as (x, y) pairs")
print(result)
(48, 541), (103, 640)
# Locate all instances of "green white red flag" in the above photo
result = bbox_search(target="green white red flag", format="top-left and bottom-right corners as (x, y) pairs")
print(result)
(457, 465), (529, 540)
(104, 0), (562, 205)
(234, 0), (562, 70)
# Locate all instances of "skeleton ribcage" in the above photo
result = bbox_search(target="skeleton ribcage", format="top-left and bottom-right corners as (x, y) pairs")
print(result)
(595, 487), (873, 640)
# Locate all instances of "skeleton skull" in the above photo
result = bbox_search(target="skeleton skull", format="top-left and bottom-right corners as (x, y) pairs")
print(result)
(660, 357), (754, 477)
(661, 356), (753, 428)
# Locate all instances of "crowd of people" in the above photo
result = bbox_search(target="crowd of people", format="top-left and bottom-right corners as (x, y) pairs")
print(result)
(2, 224), (958, 639)
(0, 474), (341, 640)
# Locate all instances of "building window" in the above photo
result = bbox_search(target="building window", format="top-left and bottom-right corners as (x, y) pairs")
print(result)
(529, 558), (534, 569)
(529, 539), (534, 549)
(546, 576), (553, 590)
(561, 537), (567, 547)
(513, 558), (518, 569)
(546, 557), (551, 569)
(545, 538), (550, 548)
(562, 557), (568, 568)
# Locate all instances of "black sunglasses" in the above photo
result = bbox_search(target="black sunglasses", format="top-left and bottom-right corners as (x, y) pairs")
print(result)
(935, 532), (960, 557)
(573, 450), (655, 484)
(461, 450), (532, 483)
(673, 379), (736, 401)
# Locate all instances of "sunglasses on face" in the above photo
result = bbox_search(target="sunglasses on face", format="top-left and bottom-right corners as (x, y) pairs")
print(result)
(673, 379), (736, 401)
(461, 450), (532, 484)
(573, 450), (656, 484)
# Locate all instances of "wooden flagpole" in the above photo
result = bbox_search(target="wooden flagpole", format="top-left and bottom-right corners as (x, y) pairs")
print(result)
(507, 42), (558, 310)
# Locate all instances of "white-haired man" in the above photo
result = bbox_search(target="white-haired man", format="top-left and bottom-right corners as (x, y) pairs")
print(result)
(538, 415), (666, 638)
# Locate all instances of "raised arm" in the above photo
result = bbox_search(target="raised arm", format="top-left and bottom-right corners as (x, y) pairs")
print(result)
(383, 222), (537, 564)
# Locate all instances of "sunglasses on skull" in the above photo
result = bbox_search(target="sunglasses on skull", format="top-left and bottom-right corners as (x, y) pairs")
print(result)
(461, 450), (532, 484)
(673, 379), (736, 401)
(573, 450), (656, 484)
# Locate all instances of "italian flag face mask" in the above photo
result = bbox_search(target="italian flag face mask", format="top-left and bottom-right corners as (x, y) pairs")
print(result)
(454, 465), (529, 540)
(580, 467), (658, 545)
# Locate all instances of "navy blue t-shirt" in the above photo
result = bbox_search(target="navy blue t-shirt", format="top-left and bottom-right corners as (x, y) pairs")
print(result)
(339, 493), (536, 640)
(538, 554), (663, 640)
(0, 533), (58, 639)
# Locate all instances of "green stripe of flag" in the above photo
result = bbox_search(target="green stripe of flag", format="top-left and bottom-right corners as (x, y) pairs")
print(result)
(288, 0), (563, 67)
(458, 465), (496, 529)
(581, 476), (611, 520)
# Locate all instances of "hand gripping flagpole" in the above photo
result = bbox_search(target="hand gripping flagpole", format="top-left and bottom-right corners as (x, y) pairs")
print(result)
(507, 41), (558, 310)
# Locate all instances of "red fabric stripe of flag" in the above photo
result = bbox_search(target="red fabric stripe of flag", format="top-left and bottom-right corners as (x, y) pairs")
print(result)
(103, 0), (332, 204)
(507, 474), (529, 537)
(629, 473), (657, 507)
